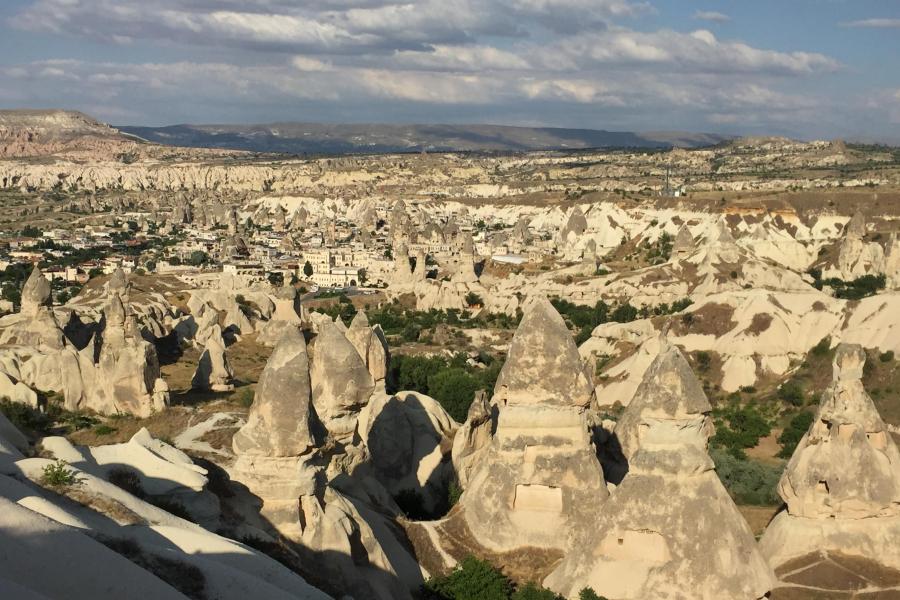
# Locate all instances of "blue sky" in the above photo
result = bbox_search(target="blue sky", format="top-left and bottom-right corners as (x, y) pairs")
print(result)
(0, 0), (898, 140)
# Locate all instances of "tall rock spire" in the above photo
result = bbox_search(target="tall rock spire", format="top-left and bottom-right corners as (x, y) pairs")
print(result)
(760, 344), (900, 573)
(545, 343), (775, 600)
(456, 296), (608, 554)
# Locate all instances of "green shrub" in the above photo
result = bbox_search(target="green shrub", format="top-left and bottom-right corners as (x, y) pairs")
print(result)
(777, 381), (805, 406)
(711, 403), (772, 459)
(578, 589), (608, 600)
(695, 351), (711, 372)
(41, 460), (82, 488)
(777, 411), (814, 458)
(0, 398), (52, 435)
(711, 449), (782, 505)
(58, 410), (99, 432)
(93, 424), (117, 436)
(236, 387), (255, 408)
(880, 350), (895, 363)
(388, 354), (502, 422)
(511, 583), (563, 600)
(423, 556), (512, 600)
(108, 467), (145, 498)
(465, 292), (484, 307)
(447, 480), (463, 508)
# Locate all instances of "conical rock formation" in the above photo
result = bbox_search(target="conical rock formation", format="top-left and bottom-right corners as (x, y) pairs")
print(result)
(310, 321), (375, 440)
(457, 296), (608, 553)
(760, 344), (900, 571)
(233, 326), (319, 457)
(545, 344), (775, 600)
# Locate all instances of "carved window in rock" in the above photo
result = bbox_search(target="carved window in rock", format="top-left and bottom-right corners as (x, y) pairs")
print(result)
(867, 431), (888, 452)
(598, 530), (671, 563)
(838, 423), (858, 442)
(513, 484), (563, 513)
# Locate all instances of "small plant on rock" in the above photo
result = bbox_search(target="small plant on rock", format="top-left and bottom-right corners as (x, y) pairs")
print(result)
(41, 460), (83, 488)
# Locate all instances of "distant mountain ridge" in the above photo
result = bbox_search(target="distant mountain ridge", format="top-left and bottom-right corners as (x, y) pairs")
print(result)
(118, 122), (732, 154)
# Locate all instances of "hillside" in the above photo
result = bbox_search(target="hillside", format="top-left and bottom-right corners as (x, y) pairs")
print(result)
(118, 122), (731, 154)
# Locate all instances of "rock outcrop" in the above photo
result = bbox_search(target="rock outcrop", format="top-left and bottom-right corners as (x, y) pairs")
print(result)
(191, 325), (234, 392)
(457, 296), (608, 553)
(545, 344), (775, 600)
(232, 327), (319, 457)
(310, 321), (375, 440)
(345, 311), (390, 385)
(760, 344), (900, 571)
(0, 266), (65, 350)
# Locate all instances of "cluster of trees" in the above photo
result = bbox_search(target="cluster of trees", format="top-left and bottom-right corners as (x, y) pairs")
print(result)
(423, 556), (606, 600)
(710, 401), (772, 460)
(387, 353), (503, 422)
(643, 231), (673, 265)
(315, 301), (523, 344)
(808, 270), (886, 300)
(777, 411), (814, 459)
(711, 448), (783, 506)
(550, 297), (692, 344)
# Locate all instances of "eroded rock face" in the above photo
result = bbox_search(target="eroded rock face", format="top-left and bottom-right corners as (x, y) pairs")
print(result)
(458, 296), (608, 553)
(20, 266), (52, 316)
(672, 225), (694, 258)
(233, 326), (319, 457)
(451, 390), (493, 487)
(345, 311), (390, 384)
(545, 344), (775, 600)
(760, 344), (900, 571)
(614, 341), (715, 463)
(780, 344), (900, 518)
(358, 390), (458, 512)
(191, 325), (234, 392)
(0, 266), (65, 350)
(79, 292), (168, 417)
(310, 321), (375, 440)
(493, 296), (594, 408)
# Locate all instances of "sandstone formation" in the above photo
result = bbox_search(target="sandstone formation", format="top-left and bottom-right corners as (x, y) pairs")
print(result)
(451, 390), (493, 488)
(232, 326), (319, 457)
(230, 323), (426, 600)
(457, 296), (608, 553)
(760, 344), (900, 571)
(191, 325), (234, 392)
(0, 266), (65, 350)
(345, 311), (390, 385)
(545, 344), (775, 600)
(358, 390), (457, 512)
(310, 320), (375, 440)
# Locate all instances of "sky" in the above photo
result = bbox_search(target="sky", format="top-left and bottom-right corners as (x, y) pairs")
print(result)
(0, 0), (898, 140)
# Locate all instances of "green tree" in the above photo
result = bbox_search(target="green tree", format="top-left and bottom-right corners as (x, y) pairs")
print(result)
(423, 556), (512, 600)
(511, 584), (563, 600)
(188, 250), (209, 266)
(427, 368), (480, 422)
(777, 411), (814, 458)
(303, 261), (314, 277)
